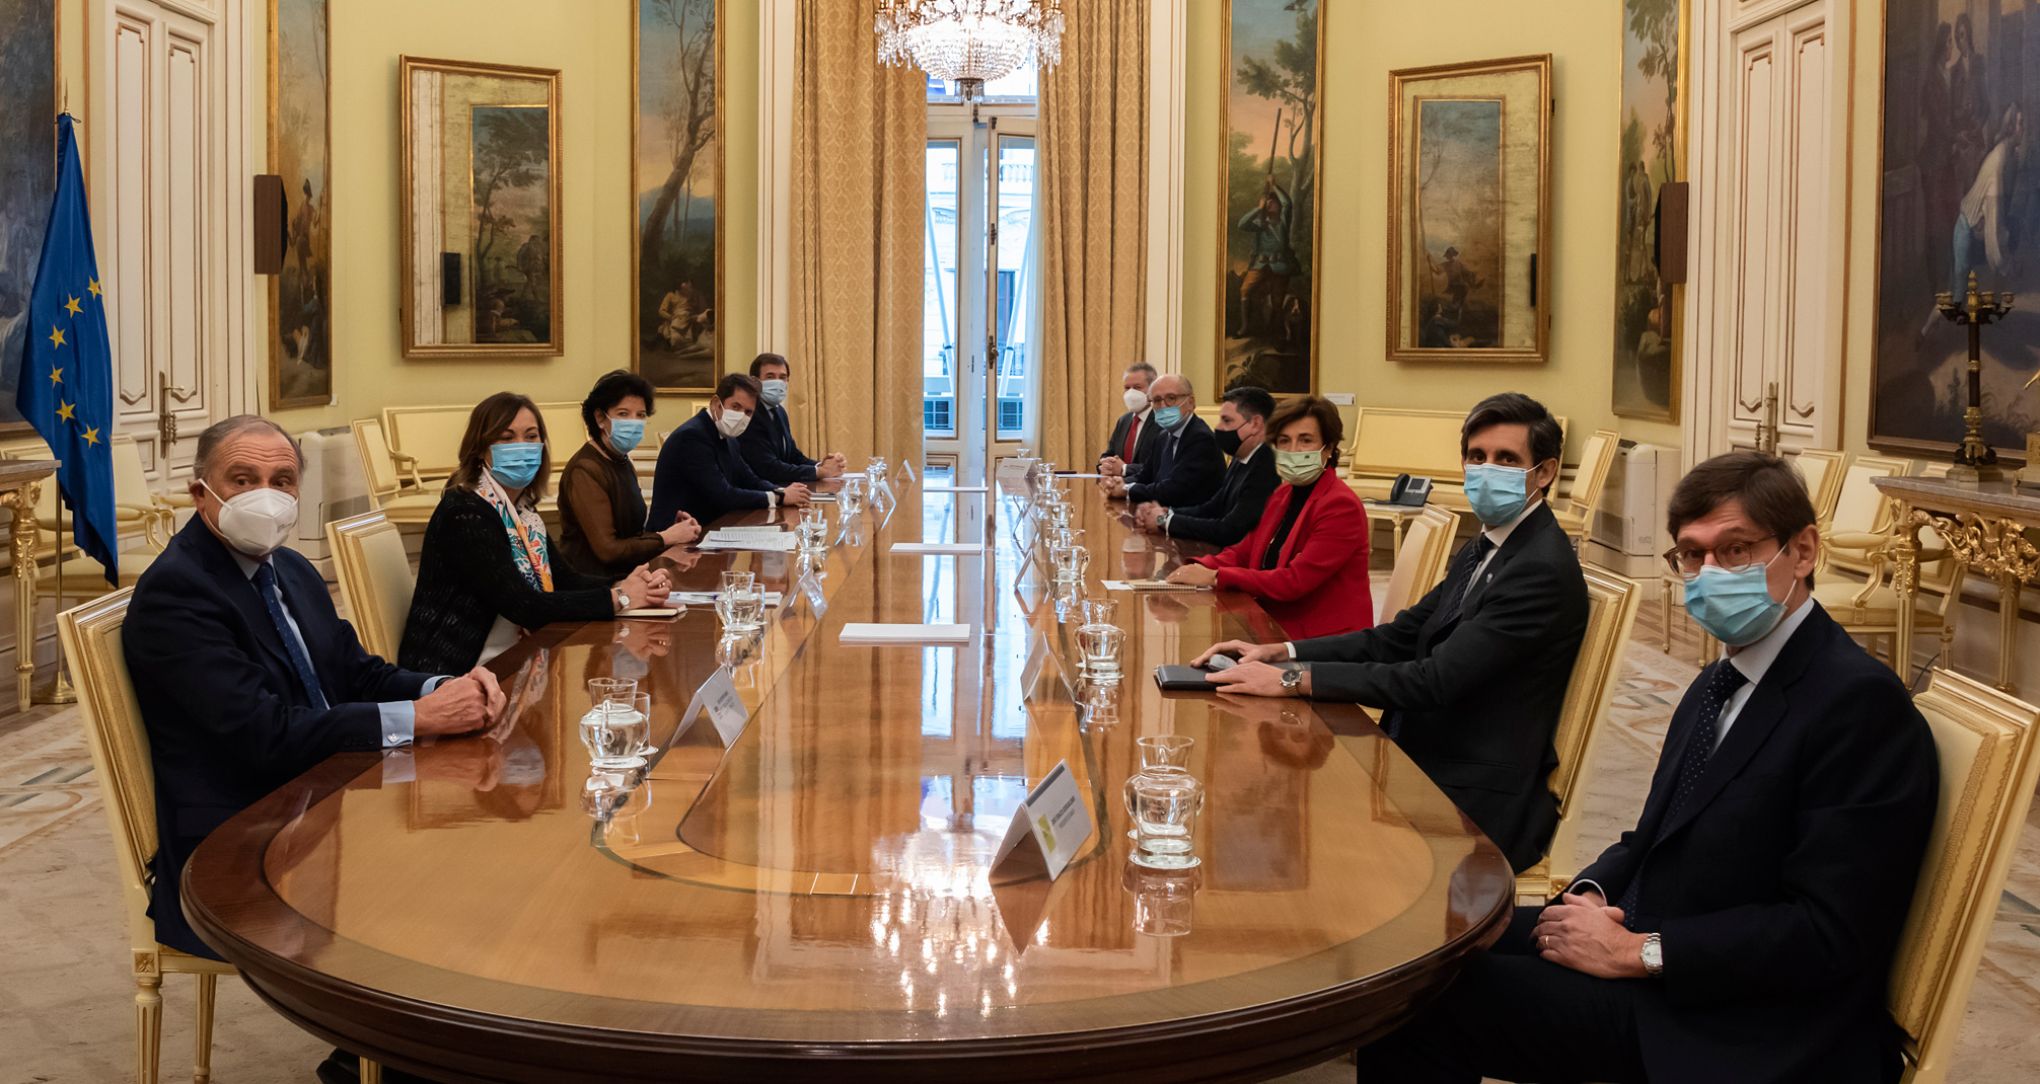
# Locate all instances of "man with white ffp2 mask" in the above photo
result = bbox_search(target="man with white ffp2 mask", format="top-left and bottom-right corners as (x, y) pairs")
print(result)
(649, 371), (811, 530)
(123, 415), (506, 972)
(738, 352), (846, 486)
(1099, 361), (1159, 478)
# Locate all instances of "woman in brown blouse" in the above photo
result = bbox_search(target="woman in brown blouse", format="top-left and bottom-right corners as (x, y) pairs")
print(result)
(558, 369), (701, 578)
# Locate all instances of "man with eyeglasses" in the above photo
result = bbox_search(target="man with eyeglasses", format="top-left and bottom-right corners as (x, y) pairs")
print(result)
(1195, 392), (1587, 874)
(1351, 450), (1937, 1084)
(1103, 372), (1223, 509)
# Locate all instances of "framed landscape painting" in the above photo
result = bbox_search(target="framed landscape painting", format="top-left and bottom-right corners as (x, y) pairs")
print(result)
(1217, 0), (1324, 397)
(1610, 0), (1684, 422)
(1871, 0), (2040, 457)
(0, 0), (57, 433)
(269, 0), (333, 407)
(1387, 55), (1552, 364)
(634, 0), (723, 394)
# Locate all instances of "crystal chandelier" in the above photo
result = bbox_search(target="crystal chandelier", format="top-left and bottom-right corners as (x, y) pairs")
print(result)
(875, 0), (1065, 100)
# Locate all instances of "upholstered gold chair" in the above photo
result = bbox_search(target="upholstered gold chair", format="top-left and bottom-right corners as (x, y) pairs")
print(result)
(327, 511), (415, 660)
(1374, 505), (1462, 624)
(1889, 669), (2040, 1083)
(350, 417), (438, 527)
(1791, 448), (1848, 530)
(62, 592), (390, 1084)
(1548, 428), (1621, 547)
(1518, 565), (1642, 902)
(1816, 463), (1962, 668)
(1820, 453), (1915, 577)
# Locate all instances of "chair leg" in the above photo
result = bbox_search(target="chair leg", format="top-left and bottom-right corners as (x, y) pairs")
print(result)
(1660, 580), (1673, 654)
(193, 972), (217, 1084)
(134, 966), (163, 1084)
(361, 1059), (384, 1084)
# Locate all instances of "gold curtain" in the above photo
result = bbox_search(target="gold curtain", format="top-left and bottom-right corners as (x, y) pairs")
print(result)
(1036, 0), (1149, 468)
(790, 0), (926, 468)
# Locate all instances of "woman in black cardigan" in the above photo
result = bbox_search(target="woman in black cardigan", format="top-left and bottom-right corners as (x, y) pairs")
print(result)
(399, 392), (672, 674)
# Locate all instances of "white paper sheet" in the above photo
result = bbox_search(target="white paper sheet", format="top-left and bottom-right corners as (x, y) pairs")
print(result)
(839, 622), (973, 645)
(922, 484), (989, 494)
(890, 542), (987, 556)
(1102, 579), (1211, 592)
(671, 591), (784, 607)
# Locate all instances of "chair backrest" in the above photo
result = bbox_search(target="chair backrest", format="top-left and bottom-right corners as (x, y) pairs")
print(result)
(1542, 567), (1643, 857)
(326, 511), (415, 660)
(1890, 670), (2040, 1083)
(1345, 405), (1569, 480)
(1791, 448), (1847, 525)
(1562, 429), (1621, 521)
(1377, 505), (1463, 621)
(109, 435), (152, 508)
(381, 405), (474, 482)
(352, 417), (401, 501)
(1828, 454), (1913, 577)
(57, 589), (158, 954)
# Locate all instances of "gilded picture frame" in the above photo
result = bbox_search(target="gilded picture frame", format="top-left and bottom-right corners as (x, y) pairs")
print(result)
(397, 56), (565, 359)
(1609, 0), (1687, 423)
(1386, 54), (1552, 365)
(632, 0), (725, 395)
(268, 0), (334, 408)
(1216, 0), (1326, 398)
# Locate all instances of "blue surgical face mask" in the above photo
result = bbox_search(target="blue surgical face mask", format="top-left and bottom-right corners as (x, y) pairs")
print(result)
(607, 417), (645, 454)
(489, 441), (544, 489)
(1152, 405), (1184, 431)
(760, 379), (789, 406)
(1463, 463), (1533, 526)
(1683, 547), (1792, 647)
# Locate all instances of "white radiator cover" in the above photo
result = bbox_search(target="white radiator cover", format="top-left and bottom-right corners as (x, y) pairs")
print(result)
(292, 426), (373, 564)
(1586, 441), (1682, 578)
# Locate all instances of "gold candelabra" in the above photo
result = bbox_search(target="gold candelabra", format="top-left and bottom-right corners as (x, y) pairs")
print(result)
(1937, 270), (2013, 484)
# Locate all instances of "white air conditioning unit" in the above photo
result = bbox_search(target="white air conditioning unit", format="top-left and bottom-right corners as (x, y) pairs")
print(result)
(1586, 441), (1682, 579)
(290, 425), (372, 577)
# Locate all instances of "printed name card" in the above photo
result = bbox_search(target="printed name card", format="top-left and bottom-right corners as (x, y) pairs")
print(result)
(990, 760), (1094, 882)
(672, 668), (750, 748)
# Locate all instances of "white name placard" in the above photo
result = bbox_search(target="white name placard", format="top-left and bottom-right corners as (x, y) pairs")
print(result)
(673, 668), (751, 747)
(991, 760), (1093, 882)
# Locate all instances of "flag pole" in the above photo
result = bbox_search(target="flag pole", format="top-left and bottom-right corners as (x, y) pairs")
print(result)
(34, 495), (77, 705)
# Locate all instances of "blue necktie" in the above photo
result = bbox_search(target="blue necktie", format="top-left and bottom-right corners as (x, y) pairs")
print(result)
(1619, 660), (1746, 927)
(254, 562), (330, 711)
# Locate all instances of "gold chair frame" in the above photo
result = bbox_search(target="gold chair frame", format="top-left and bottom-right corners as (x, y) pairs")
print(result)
(1374, 505), (1462, 624)
(1549, 428), (1621, 548)
(1522, 565), (1642, 901)
(61, 591), (386, 1083)
(1890, 670), (2040, 1083)
(326, 511), (413, 661)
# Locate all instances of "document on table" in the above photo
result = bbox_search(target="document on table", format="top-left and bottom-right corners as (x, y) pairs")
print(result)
(922, 484), (989, 494)
(698, 529), (797, 552)
(1103, 579), (1211, 592)
(1055, 472), (1107, 479)
(890, 542), (986, 556)
(671, 591), (785, 608)
(839, 623), (973, 645)
(808, 493), (838, 503)
(616, 607), (683, 619)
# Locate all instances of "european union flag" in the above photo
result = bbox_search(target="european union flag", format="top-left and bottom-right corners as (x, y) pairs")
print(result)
(16, 115), (117, 584)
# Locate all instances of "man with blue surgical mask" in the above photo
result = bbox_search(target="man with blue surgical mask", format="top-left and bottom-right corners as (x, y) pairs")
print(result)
(1353, 451), (1937, 1084)
(738, 352), (846, 486)
(1103, 372), (1224, 508)
(1198, 391), (1587, 874)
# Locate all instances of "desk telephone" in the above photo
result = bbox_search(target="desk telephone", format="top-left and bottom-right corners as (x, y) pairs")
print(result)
(1386, 473), (1433, 508)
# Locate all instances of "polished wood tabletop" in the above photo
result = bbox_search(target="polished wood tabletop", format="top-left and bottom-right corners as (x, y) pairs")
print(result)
(183, 471), (1512, 1083)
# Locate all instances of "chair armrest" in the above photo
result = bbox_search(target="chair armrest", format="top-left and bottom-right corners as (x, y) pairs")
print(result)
(389, 451), (426, 491)
(1826, 531), (1890, 552)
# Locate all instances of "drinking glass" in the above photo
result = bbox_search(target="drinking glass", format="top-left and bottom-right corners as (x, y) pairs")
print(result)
(580, 699), (649, 770)
(1124, 862), (1201, 937)
(1123, 735), (1194, 837)
(1076, 622), (1123, 679)
(841, 476), (865, 517)
(1081, 596), (1119, 628)
(727, 584), (766, 633)
(587, 677), (637, 710)
(1052, 543), (1092, 585)
(797, 508), (829, 555)
(1080, 679), (1121, 729)
(1131, 770), (1205, 870)
(720, 570), (755, 595)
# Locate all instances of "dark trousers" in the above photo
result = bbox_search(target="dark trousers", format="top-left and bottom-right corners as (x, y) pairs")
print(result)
(1354, 907), (1649, 1084)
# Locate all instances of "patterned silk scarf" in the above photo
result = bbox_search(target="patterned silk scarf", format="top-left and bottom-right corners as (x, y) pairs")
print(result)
(477, 473), (554, 592)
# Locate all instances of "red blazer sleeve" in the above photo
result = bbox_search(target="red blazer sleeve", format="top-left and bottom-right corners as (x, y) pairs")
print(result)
(1210, 488), (1368, 602)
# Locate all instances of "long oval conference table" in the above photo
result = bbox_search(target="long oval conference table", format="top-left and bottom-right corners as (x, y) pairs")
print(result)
(183, 471), (1512, 1083)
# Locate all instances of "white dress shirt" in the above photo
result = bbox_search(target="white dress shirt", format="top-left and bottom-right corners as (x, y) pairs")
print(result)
(1713, 596), (1819, 750)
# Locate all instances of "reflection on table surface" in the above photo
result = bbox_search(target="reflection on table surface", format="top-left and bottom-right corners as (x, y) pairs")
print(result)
(198, 472), (1511, 1051)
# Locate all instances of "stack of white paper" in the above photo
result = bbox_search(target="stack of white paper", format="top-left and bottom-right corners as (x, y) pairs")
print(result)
(671, 591), (785, 608)
(922, 484), (988, 494)
(839, 623), (972, 645)
(890, 542), (986, 556)
(698, 529), (797, 552)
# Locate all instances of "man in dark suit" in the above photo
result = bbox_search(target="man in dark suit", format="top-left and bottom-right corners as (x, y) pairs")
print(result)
(126, 416), (503, 1084)
(1099, 362), (1159, 478)
(1133, 384), (1278, 546)
(650, 372), (813, 529)
(739, 352), (846, 486)
(1351, 451), (1938, 1084)
(1105, 373), (1224, 509)
(1199, 392), (1587, 872)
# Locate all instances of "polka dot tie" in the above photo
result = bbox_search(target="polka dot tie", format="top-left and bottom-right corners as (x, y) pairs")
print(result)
(1618, 660), (1746, 928)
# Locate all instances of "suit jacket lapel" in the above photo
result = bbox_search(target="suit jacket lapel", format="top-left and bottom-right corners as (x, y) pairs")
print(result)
(1459, 502), (1558, 620)
(187, 520), (294, 674)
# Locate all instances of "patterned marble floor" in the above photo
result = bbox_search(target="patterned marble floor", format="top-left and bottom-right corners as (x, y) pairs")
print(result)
(4, 604), (2038, 1081)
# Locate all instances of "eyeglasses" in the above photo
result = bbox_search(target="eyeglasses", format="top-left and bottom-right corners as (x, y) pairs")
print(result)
(1663, 535), (1779, 578)
(1151, 392), (1191, 407)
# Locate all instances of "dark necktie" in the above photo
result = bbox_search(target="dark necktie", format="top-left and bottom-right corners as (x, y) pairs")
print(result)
(776, 406), (793, 457)
(1618, 660), (1747, 926)
(254, 562), (330, 712)
(1433, 535), (1496, 629)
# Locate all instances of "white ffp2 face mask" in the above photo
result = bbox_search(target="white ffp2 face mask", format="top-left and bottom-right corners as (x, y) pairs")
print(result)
(203, 482), (299, 559)
(716, 407), (752, 439)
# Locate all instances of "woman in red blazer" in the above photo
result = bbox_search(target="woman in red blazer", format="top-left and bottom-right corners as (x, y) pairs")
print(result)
(1165, 396), (1373, 639)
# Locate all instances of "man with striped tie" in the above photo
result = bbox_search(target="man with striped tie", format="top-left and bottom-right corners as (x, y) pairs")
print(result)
(1197, 393), (1588, 873)
(1351, 451), (1938, 1084)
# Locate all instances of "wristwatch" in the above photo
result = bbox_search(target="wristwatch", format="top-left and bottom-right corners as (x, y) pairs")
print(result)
(1160, 509), (1175, 534)
(1279, 666), (1306, 697)
(614, 591), (633, 612)
(1641, 932), (1664, 976)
